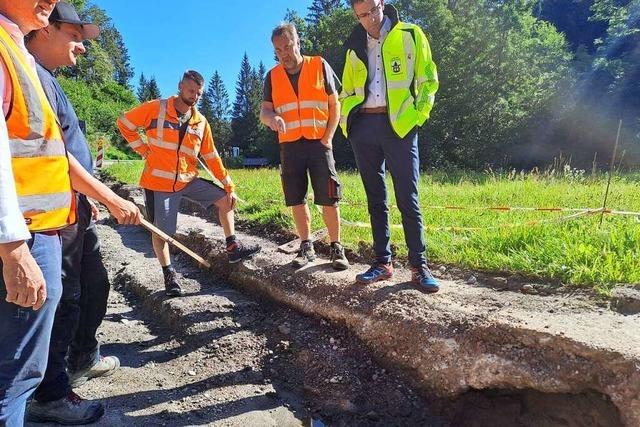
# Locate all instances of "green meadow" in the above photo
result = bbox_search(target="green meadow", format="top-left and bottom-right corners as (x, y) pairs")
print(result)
(104, 161), (640, 294)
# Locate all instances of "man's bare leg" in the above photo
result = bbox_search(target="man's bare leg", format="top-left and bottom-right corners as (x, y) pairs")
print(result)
(322, 205), (340, 243)
(214, 197), (234, 238)
(152, 234), (171, 267)
(291, 203), (311, 240)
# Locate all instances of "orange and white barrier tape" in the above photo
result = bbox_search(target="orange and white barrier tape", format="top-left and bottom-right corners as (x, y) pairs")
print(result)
(337, 201), (640, 217)
(307, 204), (628, 233)
(339, 208), (602, 232)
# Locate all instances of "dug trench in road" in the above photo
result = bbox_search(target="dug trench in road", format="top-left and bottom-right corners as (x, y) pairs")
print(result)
(46, 211), (622, 427)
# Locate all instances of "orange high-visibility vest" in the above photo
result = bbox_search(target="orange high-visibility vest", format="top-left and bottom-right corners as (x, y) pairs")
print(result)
(0, 26), (75, 232)
(117, 97), (233, 193)
(270, 56), (329, 143)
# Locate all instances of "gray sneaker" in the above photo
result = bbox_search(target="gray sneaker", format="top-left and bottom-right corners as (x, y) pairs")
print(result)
(330, 242), (349, 270)
(292, 240), (316, 268)
(27, 391), (104, 425)
(69, 355), (120, 388)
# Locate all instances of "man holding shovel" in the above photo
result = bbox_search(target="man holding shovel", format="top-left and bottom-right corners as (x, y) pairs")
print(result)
(117, 70), (260, 297)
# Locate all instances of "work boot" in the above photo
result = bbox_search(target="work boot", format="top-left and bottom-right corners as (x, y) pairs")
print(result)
(330, 242), (349, 271)
(163, 267), (183, 297)
(356, 262), (393, 284)
(69, 355), (120, 388)
(227, 241), (261, 263)
(411, 265), (440, 293)
(292, 240), (316, 268)
(26, 391), (104, 425)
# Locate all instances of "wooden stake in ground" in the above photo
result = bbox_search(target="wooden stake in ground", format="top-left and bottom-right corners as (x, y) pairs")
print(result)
(140, 218), (211, 268)
(599, 120), (622, 228)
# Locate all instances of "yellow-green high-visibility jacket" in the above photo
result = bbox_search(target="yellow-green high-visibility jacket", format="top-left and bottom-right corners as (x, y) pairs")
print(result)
(339, 4), (439, 139)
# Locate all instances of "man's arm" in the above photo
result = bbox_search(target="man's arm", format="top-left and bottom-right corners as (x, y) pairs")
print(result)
(320, 93), (340, 149)
(0, 111), (47, 310)
(413, 27), (439, 125)
(338, 49), (359, 137)
(116, 102), (153, 158)
(320, 59), (341, 148)
(259, 74), (286, 133)
(260, 101), (286, 133)
(67, 153), (140, 225)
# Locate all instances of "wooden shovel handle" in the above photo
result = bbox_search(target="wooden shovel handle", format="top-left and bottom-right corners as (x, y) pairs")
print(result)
(140, 217), (211, 268)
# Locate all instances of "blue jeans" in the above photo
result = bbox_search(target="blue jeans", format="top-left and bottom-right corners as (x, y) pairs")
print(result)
(349, 113), (427, 267)
(35, 196), (109, 403)
(0, 233), (62, 427)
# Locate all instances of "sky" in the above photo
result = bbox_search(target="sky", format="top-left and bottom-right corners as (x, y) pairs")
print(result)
(95, 0), (311, 98)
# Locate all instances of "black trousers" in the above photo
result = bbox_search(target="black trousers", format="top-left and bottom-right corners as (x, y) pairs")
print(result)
(34, 195), (110, 402)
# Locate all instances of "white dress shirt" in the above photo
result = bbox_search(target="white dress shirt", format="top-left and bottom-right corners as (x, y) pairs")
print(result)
(362, 16), (392, 109)
(0, 13), (34, 243)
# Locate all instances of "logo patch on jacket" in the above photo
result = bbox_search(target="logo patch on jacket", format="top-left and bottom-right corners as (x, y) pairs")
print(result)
(391, 57), (402, 74)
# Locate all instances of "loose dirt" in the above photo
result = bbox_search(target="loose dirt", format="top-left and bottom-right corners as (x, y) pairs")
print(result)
(27, 211), (626, 426)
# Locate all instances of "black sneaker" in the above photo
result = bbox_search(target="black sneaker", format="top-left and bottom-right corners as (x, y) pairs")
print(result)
(292, 240), (316, 268)
(330, 242), (349, 271)
(27, 391), (104, 425)
(227, 241), (261, 264)
(163, 268), (183, 297)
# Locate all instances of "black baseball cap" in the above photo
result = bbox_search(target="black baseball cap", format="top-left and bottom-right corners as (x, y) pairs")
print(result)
(49, 1), (100, 40)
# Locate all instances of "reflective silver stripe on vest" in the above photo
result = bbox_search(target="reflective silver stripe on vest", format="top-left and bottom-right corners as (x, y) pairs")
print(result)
(194, 120), (206, 139)
(220, 176), (232, 186)
(19, 191), (71, 214)
(285, 119), (327, 131)
(275, 102), (298, 114)
(403, 31), (415, 86)
(344, 50), (366, 98)
(350, 51), (360, 75)
(389, 95), (415, 123)
(387, 79), (412, 90)
(156, 99), (168, 141)
(178, 171), (197, 182)
(179, 145), (196, 157)
(9, 137), (66, 158)
(118, 114), (137, 131)
(302, 119), (327, 128)
(286, 120), (301, 130)
(201, 150), (220, 161)
(0, 36), (45, 137)
(150, 169), (197, 183)
(299, 100), (328, 110)
(128, 138), (144, 149)
(416, 76), (429, 85)
(150, 169), (175, 180)
(148, 137), (177, 150)
(275, 100), (327, 116)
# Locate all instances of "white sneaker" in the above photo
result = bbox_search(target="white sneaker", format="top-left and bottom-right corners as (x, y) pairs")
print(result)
(69, 355), (120, 388)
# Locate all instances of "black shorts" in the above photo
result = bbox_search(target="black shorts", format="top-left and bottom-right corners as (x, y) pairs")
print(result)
(279, 140), (341, 207)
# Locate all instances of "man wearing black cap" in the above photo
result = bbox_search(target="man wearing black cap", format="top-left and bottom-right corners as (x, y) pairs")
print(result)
(25, 2), (112, 424)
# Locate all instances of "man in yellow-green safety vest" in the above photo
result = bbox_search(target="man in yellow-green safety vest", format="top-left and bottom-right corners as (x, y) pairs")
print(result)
(340, 0), (440, 292)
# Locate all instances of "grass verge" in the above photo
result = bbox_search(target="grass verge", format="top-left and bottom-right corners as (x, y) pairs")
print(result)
(103, 161), (640, 294)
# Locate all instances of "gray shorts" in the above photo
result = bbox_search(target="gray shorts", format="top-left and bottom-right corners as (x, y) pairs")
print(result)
(144, 178), (226, 235)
